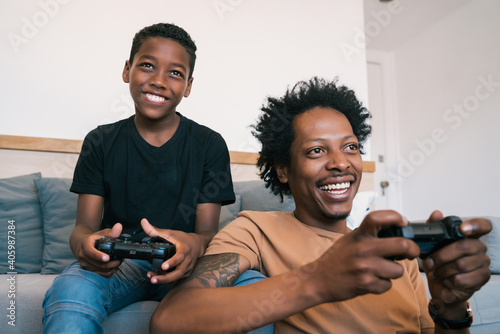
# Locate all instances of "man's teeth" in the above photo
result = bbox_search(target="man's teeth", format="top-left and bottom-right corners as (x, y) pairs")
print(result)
(146, 93), (166, 102)
(319, 182), (351, 193)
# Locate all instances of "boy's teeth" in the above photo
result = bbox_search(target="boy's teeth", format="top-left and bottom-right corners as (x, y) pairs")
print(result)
(146, 93), (165, 102)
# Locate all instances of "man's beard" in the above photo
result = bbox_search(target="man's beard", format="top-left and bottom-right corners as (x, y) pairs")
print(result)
(321, 211), (350, 222)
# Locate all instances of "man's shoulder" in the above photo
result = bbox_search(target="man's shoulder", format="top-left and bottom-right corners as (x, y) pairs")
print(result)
(238, 210), (292, 220)
(235, 211), (295, 229)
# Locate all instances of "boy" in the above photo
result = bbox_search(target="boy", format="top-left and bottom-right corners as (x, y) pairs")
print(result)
(42, 23), (235, 333)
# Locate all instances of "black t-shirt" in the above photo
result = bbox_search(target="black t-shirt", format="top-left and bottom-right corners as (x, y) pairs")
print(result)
(70, 114), (235, 239)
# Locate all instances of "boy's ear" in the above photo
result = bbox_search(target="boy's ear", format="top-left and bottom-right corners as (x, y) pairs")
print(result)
(122, 60), (130, 83)
(275, 164), (289, 184)
(183, 77), (194, 98)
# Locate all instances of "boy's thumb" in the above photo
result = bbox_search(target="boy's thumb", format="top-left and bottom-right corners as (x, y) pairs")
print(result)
(109, 223), (123, 238)
(141, 218), (159, 237)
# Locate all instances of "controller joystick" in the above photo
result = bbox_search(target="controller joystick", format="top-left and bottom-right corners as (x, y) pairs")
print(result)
(120, 234), (132, 242)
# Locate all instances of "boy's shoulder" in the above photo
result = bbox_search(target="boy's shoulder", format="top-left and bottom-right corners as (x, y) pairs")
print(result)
(179, 113), (223, 142)
(94, 116), (132, 135)
(82, 116), (132, 148)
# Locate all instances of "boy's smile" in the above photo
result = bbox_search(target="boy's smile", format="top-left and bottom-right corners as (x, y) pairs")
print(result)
(122, 37), (193, 126)
(277, 107), (363, 232)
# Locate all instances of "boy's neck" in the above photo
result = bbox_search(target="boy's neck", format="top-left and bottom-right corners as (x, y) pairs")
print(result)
(134, 112), (181, 147)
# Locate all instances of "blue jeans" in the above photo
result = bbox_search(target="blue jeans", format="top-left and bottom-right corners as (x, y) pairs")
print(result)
(43, 259), (171, 333)
(43, 261), (273, 333)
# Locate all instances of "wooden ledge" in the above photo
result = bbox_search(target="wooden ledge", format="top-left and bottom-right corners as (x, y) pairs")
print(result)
(0, 134), (375, 171)
(0, 134), (83, 154)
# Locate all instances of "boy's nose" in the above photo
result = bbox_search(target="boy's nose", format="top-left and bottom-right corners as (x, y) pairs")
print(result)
(150, 72), (167, 88)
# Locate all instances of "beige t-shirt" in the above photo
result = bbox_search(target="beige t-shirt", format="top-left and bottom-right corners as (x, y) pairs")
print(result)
(206, 211), (434, 333)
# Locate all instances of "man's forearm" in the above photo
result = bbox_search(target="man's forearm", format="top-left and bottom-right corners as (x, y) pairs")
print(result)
(150, 268), (321, 334)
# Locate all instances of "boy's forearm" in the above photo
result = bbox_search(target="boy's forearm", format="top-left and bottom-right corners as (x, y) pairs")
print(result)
(192, 231), (217, 255)
(193, 201), (221, 254)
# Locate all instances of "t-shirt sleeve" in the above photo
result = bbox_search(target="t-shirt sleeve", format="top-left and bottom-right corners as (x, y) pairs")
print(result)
(205, 215), (262, 270)
(70, 129), (106, 197)
(407, 259), (434, 330)
(198, 132), (235, 206)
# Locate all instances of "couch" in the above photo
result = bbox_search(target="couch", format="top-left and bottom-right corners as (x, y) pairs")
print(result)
(1, 173), (499, 333)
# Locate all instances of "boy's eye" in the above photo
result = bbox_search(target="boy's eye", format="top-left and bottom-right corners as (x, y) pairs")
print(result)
(170, 70), (184, 77)
(139, 63), (154, 70)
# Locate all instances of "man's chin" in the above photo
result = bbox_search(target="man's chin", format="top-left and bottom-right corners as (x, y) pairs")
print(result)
(322, 211), (350, 222)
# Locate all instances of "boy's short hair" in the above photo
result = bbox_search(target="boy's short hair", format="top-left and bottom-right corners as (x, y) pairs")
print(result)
(129, 23), (197, 79)
(252, 77), (372, 200)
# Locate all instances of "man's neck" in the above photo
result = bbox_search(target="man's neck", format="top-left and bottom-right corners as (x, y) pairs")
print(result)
(293, 210), (350, 234)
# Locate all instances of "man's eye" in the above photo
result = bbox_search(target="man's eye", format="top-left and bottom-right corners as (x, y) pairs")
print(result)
(307, 147), (323, 156)
(346, 144), (359, 151)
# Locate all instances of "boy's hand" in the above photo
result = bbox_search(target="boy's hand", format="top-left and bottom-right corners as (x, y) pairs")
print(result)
(422, 211), (491, 317)
(141, 219), (204, 284)
(76, 223), (124, 277)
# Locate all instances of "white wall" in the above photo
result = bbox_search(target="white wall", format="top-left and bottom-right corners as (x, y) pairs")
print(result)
(384, 1), (500, 219)
(0, 0), (368, 154)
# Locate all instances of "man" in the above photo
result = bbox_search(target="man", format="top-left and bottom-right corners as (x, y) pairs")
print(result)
(149, 77), (491, 333)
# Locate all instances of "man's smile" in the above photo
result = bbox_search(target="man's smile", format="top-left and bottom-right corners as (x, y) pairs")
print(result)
(318, 181), (351, 195)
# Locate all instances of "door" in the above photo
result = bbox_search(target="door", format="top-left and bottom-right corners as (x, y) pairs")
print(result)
(366, 51), (402, 212)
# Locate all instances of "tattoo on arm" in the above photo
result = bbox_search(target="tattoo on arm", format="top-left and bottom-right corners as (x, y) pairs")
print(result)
(181, 253), (242, 288)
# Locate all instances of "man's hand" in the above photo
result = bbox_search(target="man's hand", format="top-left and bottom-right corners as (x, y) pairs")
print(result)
(141, 219), (204, 284)
(307, 210), (420, 304)
(422, 211), (491, 317)
(74, 223), (124, 277)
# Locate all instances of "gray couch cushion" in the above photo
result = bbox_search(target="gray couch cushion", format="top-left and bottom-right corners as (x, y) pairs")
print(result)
(234, 180), (295, 212)
(0, 173), (44, 274)
(0, 273), (56, 333)
(481, 216), (500, 274)
(34, 177), (77, 274)
(219, 194), (241, 230)
(0, 274), (157, 333)
(469, 275), (500, 327)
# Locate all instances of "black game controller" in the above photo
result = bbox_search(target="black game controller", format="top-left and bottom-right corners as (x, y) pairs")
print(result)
(95, 234), (176, 271)
(377, 216), (465, 259)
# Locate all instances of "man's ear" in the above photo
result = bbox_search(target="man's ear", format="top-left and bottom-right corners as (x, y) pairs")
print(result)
(275, 164), (289, 184)
(122, 60), (130, 83)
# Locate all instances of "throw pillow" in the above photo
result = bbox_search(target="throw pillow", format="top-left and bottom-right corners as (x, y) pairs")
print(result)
(34, 177), (78, 274)
(234, 180), (295, 213)
(346, 191), (376, 230)
(0, 173), (44, 274)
